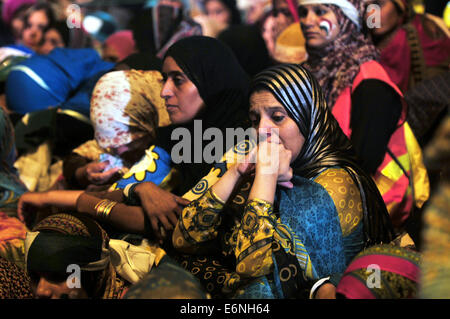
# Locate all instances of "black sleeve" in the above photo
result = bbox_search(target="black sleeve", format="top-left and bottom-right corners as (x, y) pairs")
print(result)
(350, 79), (403, 175)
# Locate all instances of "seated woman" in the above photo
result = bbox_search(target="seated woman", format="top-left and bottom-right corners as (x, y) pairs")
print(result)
(37, 20), (70, 55)
(63, 69), (172, 191)
(0, 2), (55, 61)
(297, 0), (429, 230)
(363, 0), (450, 93)
(18, 36), (251, 243)
(203, 0), (242, 31)
(171, 64), (395, 299)
(101, 30), (136, 63)
(0, 107), (28, 268)
(24, 213), (171, 299)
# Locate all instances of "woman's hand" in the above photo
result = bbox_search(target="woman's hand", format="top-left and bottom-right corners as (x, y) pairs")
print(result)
(255, 133), (293, 188)
(134, 182), (190, 240)
(17, 192), (50, 224)
(79, 162), (123, 186)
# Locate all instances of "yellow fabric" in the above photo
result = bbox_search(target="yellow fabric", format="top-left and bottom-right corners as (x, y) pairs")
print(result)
(182, 138), (256, 202)
(274, 22), (308, 64)
(404, 122), (430, 209)
(235, 199), (275, 278)
(314, 168), (363, 236)
(381, 153), (411, 182)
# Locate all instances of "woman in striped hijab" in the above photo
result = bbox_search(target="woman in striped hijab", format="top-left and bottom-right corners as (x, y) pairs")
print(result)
(171, 64), (394, 298)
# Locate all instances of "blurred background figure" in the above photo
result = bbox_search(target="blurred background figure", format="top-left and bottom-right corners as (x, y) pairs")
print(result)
(237, 0), (271, 24)
(131, 0), (202, 59)
(203, 0), (241, 28)
(363, 0), (450, 93)
(38, 20), (70, 55)
(1, 0), (37, 43)
(101, 30), (136, 63)
(0, 2), (54, 61)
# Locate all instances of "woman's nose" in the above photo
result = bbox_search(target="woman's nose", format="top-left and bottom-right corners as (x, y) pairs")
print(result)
(258, 117), (277, 135)
(160, 80), (173, 99)
(36, 278), (53, 299)
(302, 10), (317, 26)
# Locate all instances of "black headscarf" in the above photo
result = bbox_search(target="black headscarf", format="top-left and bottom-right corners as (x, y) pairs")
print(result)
(160, 36), (250, 195)
(218, 24), (273, 77)
(250, 64), (395, 246)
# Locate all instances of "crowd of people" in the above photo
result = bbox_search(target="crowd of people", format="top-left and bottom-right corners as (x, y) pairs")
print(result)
(0, 0), (448, 299)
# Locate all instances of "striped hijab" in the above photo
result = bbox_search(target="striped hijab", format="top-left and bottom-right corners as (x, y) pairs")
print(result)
(250, 64), (394, 246)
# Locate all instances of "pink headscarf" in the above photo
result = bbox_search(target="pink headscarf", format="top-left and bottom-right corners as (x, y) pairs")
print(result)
(2, 0), (37, 25)
(104, 30), (136, 62)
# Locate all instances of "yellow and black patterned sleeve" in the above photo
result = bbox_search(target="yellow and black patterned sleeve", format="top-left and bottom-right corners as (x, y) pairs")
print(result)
(173, 188), (226, 252)
(234, 198), (277, 278)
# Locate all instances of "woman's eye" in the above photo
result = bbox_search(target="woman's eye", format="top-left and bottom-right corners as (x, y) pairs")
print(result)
(298, 7), (308, 18)
(314, 8), (327, 16)
(272, 114), (284, 123)
(173, 77), (184, 86)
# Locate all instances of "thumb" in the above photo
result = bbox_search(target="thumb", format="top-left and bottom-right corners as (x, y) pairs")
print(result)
(278, 181), (294, 189)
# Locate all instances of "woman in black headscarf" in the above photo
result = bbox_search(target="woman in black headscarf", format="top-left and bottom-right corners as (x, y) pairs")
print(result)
(172, 64), (394, 299)
(155, 35), (251, 197)
(19, 36), (252, 247)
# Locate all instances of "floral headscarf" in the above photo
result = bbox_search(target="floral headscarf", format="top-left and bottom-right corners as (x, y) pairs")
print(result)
(90, 70), (170, 150)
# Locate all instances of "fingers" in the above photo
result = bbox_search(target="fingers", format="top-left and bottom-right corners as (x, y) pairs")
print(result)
(174, 196), (190, 207)
(149, 216), (160, 239)
(158, 215), (173, 231)
(167, 211), (179, 228)
(89, 167), (122, 184)
(278, 181), (294, 189)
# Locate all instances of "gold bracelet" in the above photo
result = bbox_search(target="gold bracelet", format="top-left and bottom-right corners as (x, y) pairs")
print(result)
(102, 201), (117, 219)
(95, 199), (117, 219)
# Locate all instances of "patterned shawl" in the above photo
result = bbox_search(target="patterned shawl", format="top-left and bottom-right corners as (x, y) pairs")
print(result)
(299, 0), (379, 108)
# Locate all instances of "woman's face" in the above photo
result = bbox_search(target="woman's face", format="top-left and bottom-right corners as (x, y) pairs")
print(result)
(205, 0), (232, 26)
(30, 272), (89, 299)
(161, 56), (205, 125)
(249, 90), (305, 163)
(21, 10), (49, 51)
(102, 43), (120, 63)
(39, 28), (65, 55)
(298, 4), (341, 49)
(364, 0), (402, 37)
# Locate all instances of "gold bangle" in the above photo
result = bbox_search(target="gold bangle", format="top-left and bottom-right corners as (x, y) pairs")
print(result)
(94, 199), (108, 211)
(95, 199), (117, 219)
(102, 201), (117, 219)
